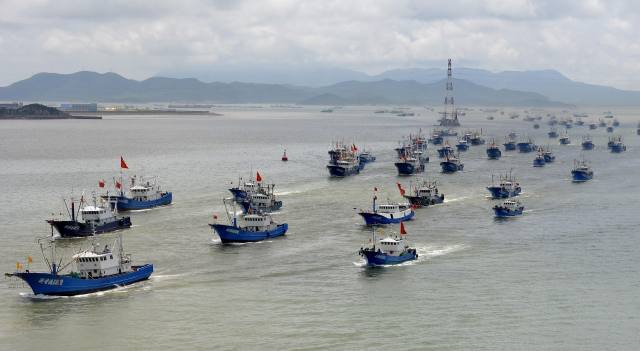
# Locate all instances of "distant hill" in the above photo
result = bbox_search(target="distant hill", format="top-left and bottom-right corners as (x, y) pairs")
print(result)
(0, 71), (568, 107)
(374, 67), (640, 106)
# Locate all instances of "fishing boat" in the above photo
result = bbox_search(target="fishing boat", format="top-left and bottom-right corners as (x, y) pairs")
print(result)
(571, 159), (594, 182)
(358, 190), (414, 226)
(105, 176), (172, 211)
(394, 149), (427, 175)
(575, 119), (585, 126)
(533, 123), (540, 129)
(239, 183), (282, 214)
(229, 178), (261, 202)
(210, 200), (288, 243)
(543, 147), (556, 163)
(469, 130), (485, 145)
(437, 143), (455, 158)
(637, 122), (640, 135)
(606, 125), (614, 133)
(486, 140), (502, 160)
(581, 136), (594, 150)
(610, 136), (626, 153)
(589, 122), (598, 130)
(548, 128), (559, 138)
(517, 138), (536, 153)
(102, 158), (172, 211)
(5, 234), (152, 296)
(493, 200), (524, 218)
(456, 139), (469, 151)
(440, 153), (464, 173)
(599, 119), (606, 127)
(533, 150), (546, 167)
(399, 180), (444, 207)
(359, 149), (376, 164)
(48, 195), (131, 238)
(327, 142), (363, 177)
(358, 223), (418, 266)
(487, 173), (521, 199)
(281, 149), (288, 162)
(503, 137), (517, 151)
(435, 128), (459, 137)
(559, 133), (570, 145)
(612, 119), (620, 127)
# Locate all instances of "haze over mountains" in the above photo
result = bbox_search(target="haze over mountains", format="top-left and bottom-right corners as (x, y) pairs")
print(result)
(1, 66), (639, 106)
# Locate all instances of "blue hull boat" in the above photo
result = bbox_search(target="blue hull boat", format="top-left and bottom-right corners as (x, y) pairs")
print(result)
(456, 143), (469, 151)
(430, 136), (443, 145)
(493, 207), (523, 217)
(582, 141), (594, 150)
(440, 161), (463, 173)
(533, 157), (546, 167)
(359, 250), (417, 266)
(240, 200), (283, 213)
(359, 211), (415, 226)
(517, 142), (535, 153)
(211, 223), (288, 243)
(487, 187), (521, 199)
(395, 162), (424, 175)
(109, 192), (172, 211)
(359, 154), (376, 164)
(12, 265), (153, 296)
(486, 147), (501, 159)
(327, 164), (362, 177)
(571, 170), (593, 182)
(503, 142), (516, 151)
(559, 138), (570, 145)
(47, 218), (132, 238)
(610, 144), (626, 153)
(229, 187), (249, 201)
(543, 153), (555, 163)
(437, 147), (454, 158)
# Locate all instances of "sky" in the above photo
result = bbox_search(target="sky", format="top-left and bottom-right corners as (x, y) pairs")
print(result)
(0, 0), (639, 89)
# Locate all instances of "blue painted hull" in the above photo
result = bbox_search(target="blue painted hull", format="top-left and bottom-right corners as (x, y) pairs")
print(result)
(359, 155), (376, 164)
(548, 132), (558, 138)
(211, 223), (288, 243)
(610, 145), (626, 153)
(359, 211), (414, 225)
(13, 264), (153, 296)
(456, 144), (469, 151)
(533, 158), (546, 167)
(360, 249), (417, 266)
(395, 162), (424, 175)
(470, 138), (485, 145)
(503, 142), (516, 151)
(440, 161), (463, 173)
(487, 187), (521, 199)
(517, 143), (535, 153)
(493, 207), (524, 217)
(430, 137), (443, 145)
(571, 170), (593, 182)
(437, 148), (454, 158)
(404, 194), (444, 207)
(486, 148), (501, 159)
(582, 142), (594, 150)
(48, 218), (132, 238)
(111, 192), (172, 211)
(543, 154), (555, 163)
(229, 188), (248, 201)
(327, 164), (362, 177)
(560, 139), (570, 145)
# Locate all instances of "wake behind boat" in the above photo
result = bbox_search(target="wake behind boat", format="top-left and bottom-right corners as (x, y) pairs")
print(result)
(6, 234), (152, 296)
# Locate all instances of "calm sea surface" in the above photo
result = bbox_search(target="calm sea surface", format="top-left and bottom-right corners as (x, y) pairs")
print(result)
(0, 106), (639, 350)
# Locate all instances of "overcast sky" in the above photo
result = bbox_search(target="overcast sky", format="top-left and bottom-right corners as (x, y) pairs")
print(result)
(1, 0), (639, 89)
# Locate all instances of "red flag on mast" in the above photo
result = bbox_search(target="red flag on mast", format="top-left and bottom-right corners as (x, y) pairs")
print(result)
(115, 180), (122, 189)
(120, 156), (129, 169)
(256, 171), (262, 182)
(396, 182), (405, 196)
(400, 222), (407, 235)
(98, 180), (105, 188)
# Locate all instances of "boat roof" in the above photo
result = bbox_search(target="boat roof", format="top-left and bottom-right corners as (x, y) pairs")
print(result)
(130, 185), (149, 190)
(380, 237), (402, 243)
(81, 205), (105, 212)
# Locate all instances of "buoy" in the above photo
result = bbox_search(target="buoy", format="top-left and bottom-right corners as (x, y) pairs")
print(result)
(281, 149), (288, 162)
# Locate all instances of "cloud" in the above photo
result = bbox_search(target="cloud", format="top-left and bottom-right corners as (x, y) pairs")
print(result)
(0, 0), (639, 89)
